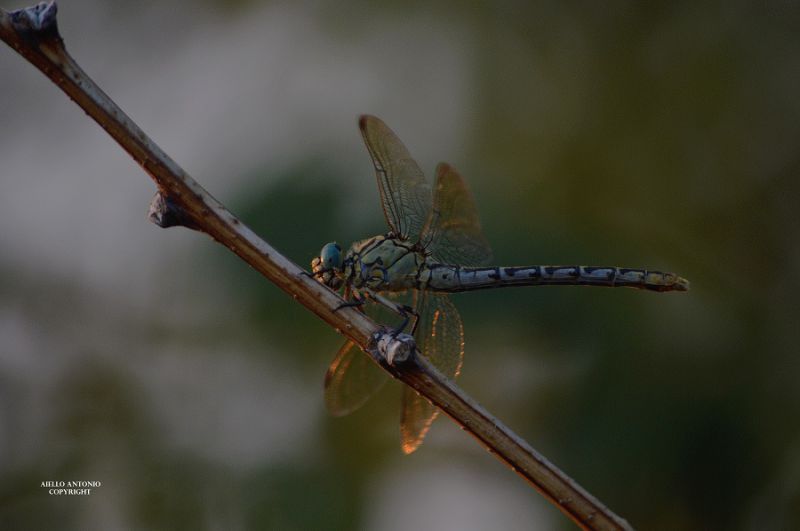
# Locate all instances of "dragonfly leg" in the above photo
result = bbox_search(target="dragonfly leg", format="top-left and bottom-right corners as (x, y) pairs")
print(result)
(333, 286), (366, 313)
(393, 303), (421, 338)
(363, 288), (418, 336)
(407, 305), (421, 337)
(334, 299), (365, 312)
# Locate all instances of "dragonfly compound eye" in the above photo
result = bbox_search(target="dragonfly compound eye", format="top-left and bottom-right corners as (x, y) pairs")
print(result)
(319, 242), (342, 271)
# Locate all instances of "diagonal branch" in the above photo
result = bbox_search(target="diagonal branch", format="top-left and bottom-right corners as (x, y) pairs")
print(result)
(0, 3), (633, 530)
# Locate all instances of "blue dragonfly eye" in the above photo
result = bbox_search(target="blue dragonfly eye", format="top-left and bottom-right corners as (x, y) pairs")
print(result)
(319, 242), (342, 270)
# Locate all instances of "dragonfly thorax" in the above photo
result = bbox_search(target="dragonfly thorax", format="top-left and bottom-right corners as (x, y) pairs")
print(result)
(343, 235), (426, 292)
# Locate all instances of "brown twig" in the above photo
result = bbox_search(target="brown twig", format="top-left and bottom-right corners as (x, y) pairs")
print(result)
(0, 3), (634, 530)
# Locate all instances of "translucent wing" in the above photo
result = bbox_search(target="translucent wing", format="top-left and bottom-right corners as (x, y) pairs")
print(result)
(324, 340), (386, 416)
(400, 291), (464, 454)
(359, 115), (432, 242)
(323, 291), (411, 416)
(421, 162), (493, 267)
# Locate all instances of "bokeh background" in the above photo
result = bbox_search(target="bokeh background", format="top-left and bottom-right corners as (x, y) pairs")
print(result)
(1, 1), (798, 530)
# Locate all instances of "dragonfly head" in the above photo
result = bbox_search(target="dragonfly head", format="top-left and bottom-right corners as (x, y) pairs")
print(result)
(312, 241), (343, 288)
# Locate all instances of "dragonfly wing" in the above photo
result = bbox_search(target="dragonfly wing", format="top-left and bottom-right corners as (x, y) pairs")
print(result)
(359, 115), (432, 242)
(421, 162), (493, 267)
(324, 340), (387, 416)
(323, 290), (411, 416)
(400, 386), (438, 454)
(400, 291), (464, 453)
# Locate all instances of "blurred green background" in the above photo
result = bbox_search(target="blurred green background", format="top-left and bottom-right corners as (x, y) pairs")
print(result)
(1, 1), (798, 530)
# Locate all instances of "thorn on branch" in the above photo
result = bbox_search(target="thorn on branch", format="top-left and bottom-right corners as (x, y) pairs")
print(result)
(148, 192), (200, 231)
(9, 1), (60, 42)
(374, 330), (416, 366)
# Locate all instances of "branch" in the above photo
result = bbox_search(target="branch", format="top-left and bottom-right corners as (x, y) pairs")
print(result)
(0, 3), (633, 530)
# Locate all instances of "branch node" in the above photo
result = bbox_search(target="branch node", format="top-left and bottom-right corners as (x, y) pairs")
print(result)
(147, 192), (200, 231)
(9, 1), (60, 42)
(374, 330), (416, 366)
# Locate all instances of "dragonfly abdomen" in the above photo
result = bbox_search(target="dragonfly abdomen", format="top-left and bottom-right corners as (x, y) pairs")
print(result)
(423, 264), (689, 293)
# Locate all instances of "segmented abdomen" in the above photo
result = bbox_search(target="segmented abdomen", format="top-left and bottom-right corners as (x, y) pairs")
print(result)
(423, 264), (689, 293)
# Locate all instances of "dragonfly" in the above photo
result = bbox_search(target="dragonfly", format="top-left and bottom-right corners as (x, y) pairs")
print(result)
(312, 115), (689, 454)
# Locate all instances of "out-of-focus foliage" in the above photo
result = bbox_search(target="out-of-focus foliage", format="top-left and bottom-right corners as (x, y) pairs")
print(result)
(1, 1), (798, 530)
